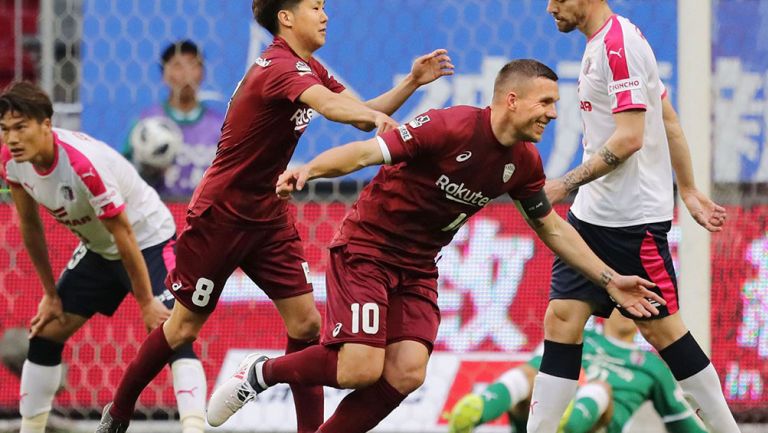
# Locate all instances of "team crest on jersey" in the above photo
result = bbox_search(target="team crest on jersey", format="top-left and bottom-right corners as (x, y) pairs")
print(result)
(503, 163), (516, 182)
(408, 115), (431, 128)
(254, 57), (271, 68)
(296, 61), (312, 72)
(60, 184), (75, 201)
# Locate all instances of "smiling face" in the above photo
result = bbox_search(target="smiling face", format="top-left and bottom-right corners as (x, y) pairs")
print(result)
(509, 77), (559, 143)
(546, 0), (590, 33)
(0, 111), (52, 164)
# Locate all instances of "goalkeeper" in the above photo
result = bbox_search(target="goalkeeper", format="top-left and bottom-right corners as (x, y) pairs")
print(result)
(447, 310), (709, 433)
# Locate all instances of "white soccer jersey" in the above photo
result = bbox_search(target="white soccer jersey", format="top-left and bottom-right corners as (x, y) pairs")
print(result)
(1, 128), (175, 259)
(571, 15), (674, 227)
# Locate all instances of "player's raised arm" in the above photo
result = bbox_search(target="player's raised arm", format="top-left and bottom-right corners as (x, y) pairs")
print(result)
(344, 49), (455, 116)
(9, 184), (64, 337)
(276, 136), (384, 199)
(517, 193), (664, 318)
(100, 212), (170, 330)
(299, 85), (398, 133)
(661, 95), (726, 232)
(545, 110), (645, 204)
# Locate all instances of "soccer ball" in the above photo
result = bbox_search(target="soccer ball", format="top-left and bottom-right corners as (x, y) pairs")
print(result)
(130, 116), (184, 169)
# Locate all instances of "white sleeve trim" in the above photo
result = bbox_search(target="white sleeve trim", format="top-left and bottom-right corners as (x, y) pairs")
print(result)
(376, 135), (393, 165)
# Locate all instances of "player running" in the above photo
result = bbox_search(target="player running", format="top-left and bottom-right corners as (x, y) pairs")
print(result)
(447, 311), (709, 433)
(0, 82), (207, 433)
(96, 1), (454, 432)
(208, 59), (664, 433)
(525, 2), (737, 432)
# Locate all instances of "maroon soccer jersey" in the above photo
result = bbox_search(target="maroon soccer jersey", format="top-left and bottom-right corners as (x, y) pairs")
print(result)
(330, 106), (546, 271)
(188, 36), (345, 226)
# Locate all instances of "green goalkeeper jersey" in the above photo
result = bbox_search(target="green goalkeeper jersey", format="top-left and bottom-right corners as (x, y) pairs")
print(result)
(529, 331), (707, 432)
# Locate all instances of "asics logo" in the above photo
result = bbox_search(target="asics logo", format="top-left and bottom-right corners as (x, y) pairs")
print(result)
(456, 151), (472, 162)
(332, 323), (343, 337)
(236, 385), (254, 403)
(608, 48), (623, 58)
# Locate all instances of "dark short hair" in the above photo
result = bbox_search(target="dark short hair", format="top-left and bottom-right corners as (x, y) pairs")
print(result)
(0, 82), (54, 123)
(252, 0), (304, 35)
(161, 39), (201, 68)
(494, 59), (559, 97)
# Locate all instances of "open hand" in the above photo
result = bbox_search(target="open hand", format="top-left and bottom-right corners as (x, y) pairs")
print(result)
(605, 275), (666, 318)
(411, 49), (455, 86)
(276, 167), (310, 200)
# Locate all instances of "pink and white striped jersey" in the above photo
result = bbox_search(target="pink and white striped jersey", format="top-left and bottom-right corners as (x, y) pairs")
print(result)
(1, 128), (175, 259)
(572, 14), (673, 227)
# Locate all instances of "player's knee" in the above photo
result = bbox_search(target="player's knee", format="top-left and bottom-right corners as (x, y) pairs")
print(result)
(286, 308), (322, 340)
(386, 366), (426, 394)
(337, 362), (383, 388)
(168, 322), (200, 347)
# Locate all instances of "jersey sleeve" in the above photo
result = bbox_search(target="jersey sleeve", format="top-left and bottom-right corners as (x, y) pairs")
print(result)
(1, 146), (20, 185)
(64, 144), (126, 219)
(376, 110), (446, 164)
(603, 21), (651, 113)
(508, 146), (545, 200)
(263, 58), (333, 103)
(313, 61), (346, 94)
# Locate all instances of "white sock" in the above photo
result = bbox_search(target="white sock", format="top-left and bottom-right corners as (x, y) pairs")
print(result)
(526, 372), (578, 433)
(497, 368), (533, 409)
(172, 358), (207, 433)
(678, 363), (741, 433)
(19, 360), (62, 433)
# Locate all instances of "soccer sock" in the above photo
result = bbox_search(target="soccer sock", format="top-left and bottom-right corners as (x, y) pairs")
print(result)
(479, 383), (512, 423)
(317, 377), (407, 433)
(111, 326), (175, 422)
(526, 340), (583, 433)
(171, 358), (207, 433)
(480, 367), (533, 423)
(659, 332), (740, 433)
(19, 360), (62, 433)
(262, 344), (339, 388)
(284, 336), (324, 433)
(561, 383), (610, 433)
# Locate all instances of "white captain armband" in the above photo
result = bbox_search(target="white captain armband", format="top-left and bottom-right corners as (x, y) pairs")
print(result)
(519, 189), (552, 220)
(375, 136), (393, 165)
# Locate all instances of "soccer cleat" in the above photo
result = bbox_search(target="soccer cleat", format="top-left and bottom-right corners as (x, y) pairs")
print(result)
(207, 353), (269, 427)
(95, 402), (129, 433)
(447, 393), (484, 433)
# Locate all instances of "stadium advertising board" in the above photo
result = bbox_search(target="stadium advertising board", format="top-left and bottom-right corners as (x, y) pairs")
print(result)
(1, 203), (766, 426)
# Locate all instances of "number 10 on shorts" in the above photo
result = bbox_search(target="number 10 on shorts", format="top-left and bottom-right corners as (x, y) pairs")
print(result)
(351, 302), (379, 334)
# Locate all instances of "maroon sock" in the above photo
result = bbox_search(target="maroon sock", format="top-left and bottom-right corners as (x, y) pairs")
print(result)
(263, 344), (339, 388)
(110, 326), (175, 422)
(285, 336), (324, 433)
(318, 377), (407, 433)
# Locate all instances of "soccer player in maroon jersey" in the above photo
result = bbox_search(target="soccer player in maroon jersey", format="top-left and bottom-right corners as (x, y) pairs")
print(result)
(96, 1), (454, 432)
(206, 59), (665, 433)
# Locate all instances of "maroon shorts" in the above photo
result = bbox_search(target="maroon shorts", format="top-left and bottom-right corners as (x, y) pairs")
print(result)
(167, 209), (313, 314)
(322, 246), (441, 352)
